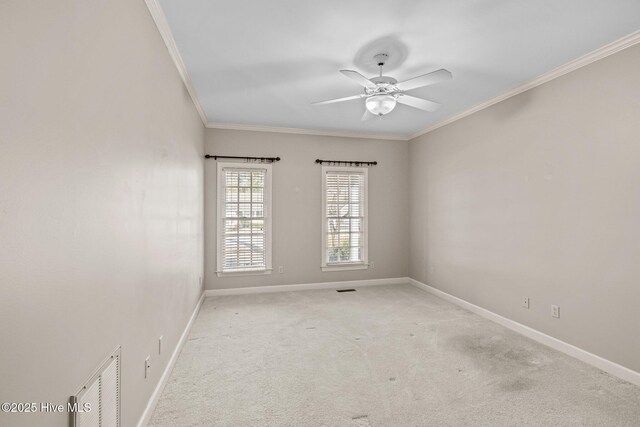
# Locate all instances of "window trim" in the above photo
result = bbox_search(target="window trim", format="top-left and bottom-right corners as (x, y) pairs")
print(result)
(321, 165), (369, 272)
(216, 162), (272, 277)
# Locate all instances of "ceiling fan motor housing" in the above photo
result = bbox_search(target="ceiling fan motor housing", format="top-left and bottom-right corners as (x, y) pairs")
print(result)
(370, 76), (397, 85)
(366, 76), (399, 104)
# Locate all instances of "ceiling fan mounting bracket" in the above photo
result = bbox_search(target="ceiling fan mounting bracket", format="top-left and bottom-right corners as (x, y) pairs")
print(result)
(374, 53), (389, 67)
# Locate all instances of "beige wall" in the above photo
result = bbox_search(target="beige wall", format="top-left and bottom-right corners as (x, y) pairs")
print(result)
(0, 1), (204, 426)
(205, 129), (409, 289)
(409, 44), (640, 373)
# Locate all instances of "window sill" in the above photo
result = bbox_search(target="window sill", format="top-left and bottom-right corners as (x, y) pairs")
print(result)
(216, 269), (272, 278)
(321, 264), (369, 272)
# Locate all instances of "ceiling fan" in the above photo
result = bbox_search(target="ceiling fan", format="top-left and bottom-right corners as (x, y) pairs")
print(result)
(312, 53), (452, 120)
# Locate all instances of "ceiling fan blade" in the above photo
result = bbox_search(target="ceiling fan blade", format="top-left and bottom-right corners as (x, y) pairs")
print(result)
(361, 109), (374, 121)
(396, 69), (452, 92)
(311, 94), (365, 105)
(397, 94), (441, 112)
(340, 70), (376, 89)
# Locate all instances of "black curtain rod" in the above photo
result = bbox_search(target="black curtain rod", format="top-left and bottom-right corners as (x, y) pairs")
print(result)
(205, 155), (281, 162)
(315, 159), (377, 166)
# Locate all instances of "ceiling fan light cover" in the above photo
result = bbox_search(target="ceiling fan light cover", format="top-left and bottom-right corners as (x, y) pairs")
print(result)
(365, 94), (396, 116)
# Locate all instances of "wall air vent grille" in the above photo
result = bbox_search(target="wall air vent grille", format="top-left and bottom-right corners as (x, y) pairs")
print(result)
(71, 346), (121, 427)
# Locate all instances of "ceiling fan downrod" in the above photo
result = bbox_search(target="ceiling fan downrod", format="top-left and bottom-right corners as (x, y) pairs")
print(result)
(374, 53), (388, 77)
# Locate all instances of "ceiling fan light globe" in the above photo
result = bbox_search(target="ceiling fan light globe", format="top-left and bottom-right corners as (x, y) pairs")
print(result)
(365, 94), (396, 116)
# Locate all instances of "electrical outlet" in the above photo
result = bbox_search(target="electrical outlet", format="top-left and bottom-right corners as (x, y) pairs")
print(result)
(522, 296), (530, 309)
(159, 336), (163, 355)
(278, 266), (284, 274)
(369, 261), (375, 269)
(144, 356), (151, 379)
(551, 305), (560, 318)
(199, 276), (203, 286)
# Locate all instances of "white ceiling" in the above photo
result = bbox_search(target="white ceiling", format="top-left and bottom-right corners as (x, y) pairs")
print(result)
(157, 0), (640, 138)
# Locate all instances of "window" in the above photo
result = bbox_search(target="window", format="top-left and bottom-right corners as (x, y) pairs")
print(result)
(322, 166), (368, 271)
(217, 162), (272, 276)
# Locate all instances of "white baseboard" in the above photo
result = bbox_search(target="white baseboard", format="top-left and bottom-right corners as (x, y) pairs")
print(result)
(408, 278), (640, 387)
(205, 277), (409, 296)
(137, 292), (205, 427)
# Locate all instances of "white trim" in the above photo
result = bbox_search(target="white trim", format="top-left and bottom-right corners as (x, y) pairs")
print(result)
(408, 278), (640, 387)
(321, 166), (368, 270)
(206, 122), (409, 141)
(144, 0), (208, 126)
(321, 264), (369, 272)
(216, 162), (273, 275)
(137, 292), (205, 427)
(216, 269), (273, 278)
(205, 277), (408, 296)
(409, 30), (640, 140)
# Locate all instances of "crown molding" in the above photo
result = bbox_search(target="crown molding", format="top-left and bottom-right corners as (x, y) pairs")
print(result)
(145, 1), (638, 142)
(145, 0), (208, 126)
(206, 122), (409, 141)
(409, 30), (640, 140)
(144, 0), (405, 141)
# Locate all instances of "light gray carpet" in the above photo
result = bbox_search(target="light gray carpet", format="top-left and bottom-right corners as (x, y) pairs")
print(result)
(149, 284), (640, 426)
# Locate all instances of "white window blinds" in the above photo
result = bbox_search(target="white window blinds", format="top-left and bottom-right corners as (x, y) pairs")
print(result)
(323, 167), (368, 269)
(217, 163), (272, 274)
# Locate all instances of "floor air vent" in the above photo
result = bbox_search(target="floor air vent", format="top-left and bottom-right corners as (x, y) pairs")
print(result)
(71, 346), (121, 427)
(337, 289), (356, 292)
